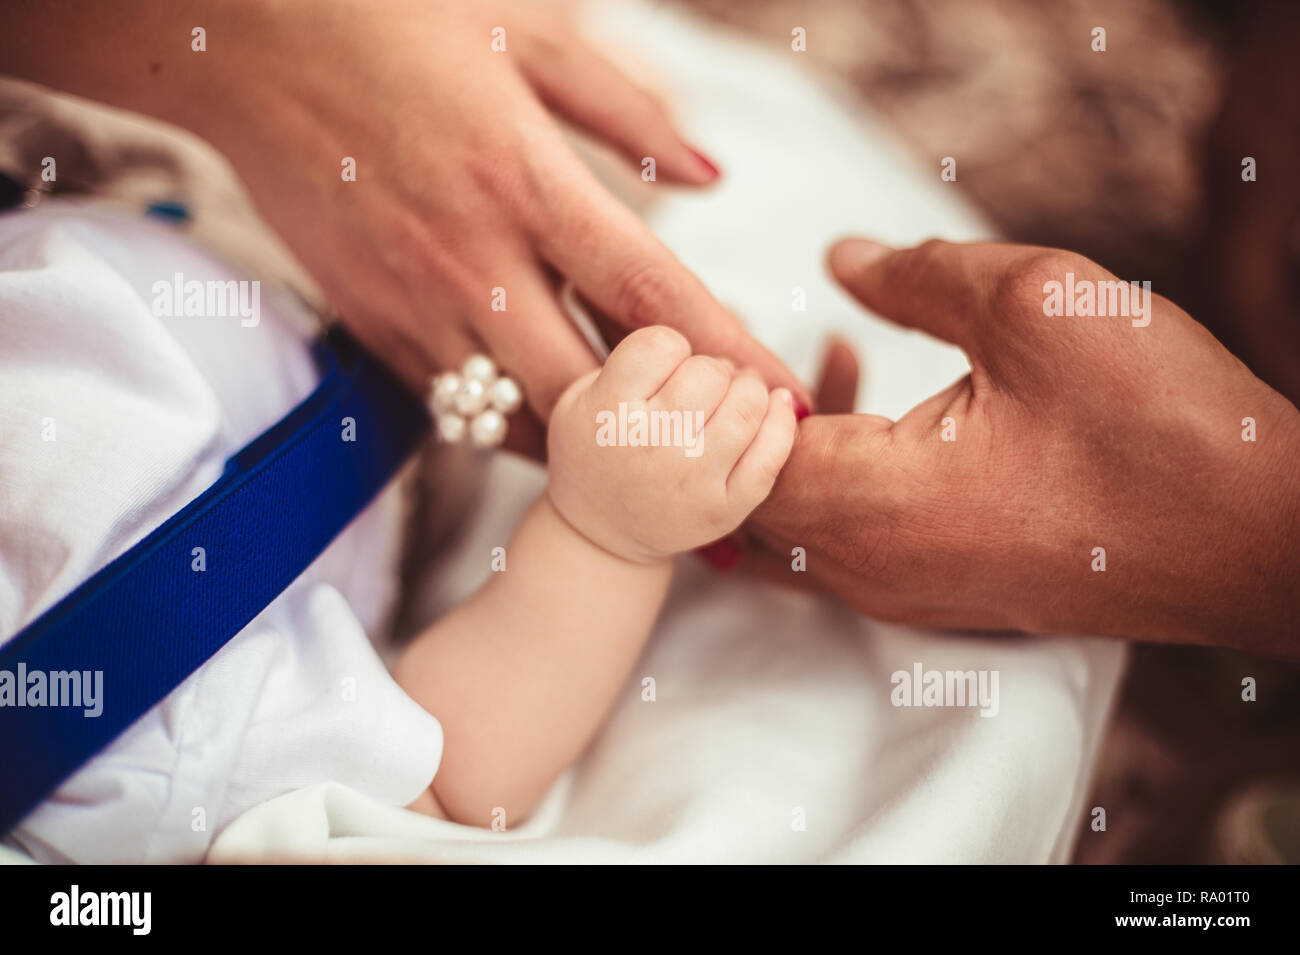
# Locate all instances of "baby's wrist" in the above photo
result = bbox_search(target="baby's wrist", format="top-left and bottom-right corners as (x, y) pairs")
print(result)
(542, 488), (674, 569)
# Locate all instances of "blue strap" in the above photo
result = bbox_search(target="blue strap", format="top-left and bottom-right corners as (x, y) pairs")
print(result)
(0, 330), (429, 834)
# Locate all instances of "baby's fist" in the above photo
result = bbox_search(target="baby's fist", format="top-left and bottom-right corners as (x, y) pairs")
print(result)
(548, 326), (798, 563)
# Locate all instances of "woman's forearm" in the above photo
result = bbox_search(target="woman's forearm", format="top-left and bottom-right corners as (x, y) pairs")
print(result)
(4, 1), (235, 124)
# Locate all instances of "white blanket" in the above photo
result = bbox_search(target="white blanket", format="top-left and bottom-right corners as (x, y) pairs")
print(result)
(207, 1), (1126, 865)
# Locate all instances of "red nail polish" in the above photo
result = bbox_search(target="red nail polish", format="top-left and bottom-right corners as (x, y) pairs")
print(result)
(697, 535), (743, 572)
(793, 399), (811, 422)
(688, 147), (721, 180)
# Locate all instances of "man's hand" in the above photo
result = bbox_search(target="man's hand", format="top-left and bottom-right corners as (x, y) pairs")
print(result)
(750, 238), (1300, 656)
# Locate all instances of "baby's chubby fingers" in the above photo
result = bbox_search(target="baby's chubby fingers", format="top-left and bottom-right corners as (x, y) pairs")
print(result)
(697, 369), (770, 466)
(650, 354), (734, 422)
(545, 323), (799, 562)
(593, 325), (692, 401)
(727, 387), (798, 509)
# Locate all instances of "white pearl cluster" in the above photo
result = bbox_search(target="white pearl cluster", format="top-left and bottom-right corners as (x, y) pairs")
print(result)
(427, 354), (522, 448)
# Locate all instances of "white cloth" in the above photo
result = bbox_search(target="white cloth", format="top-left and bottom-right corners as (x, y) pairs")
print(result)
(211, 456), (1125, 864)
(0, 204), (443, 863)
(210, 1), (1126, 864)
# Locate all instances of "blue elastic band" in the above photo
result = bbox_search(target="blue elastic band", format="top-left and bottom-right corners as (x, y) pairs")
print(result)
(0, 330), (429, 834)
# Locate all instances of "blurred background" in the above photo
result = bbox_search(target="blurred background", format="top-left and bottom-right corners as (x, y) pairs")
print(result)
(666, 0), (1300, 864)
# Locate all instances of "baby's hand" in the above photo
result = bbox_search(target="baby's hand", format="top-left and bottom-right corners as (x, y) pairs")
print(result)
(548, 326), (798, 563)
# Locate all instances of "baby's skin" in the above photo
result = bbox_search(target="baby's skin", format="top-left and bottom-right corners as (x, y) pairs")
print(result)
(396, 326), (797, 826)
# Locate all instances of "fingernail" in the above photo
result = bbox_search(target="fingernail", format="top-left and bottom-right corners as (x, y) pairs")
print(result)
(831, 238), (892, 275)
(697, 534), (743, 572)
(774, 387), (794, 407)
(688, 147), (721, 180)
(793, 397), (811, 421)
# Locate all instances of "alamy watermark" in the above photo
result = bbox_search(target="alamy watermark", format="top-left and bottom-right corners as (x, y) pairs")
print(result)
(50, 885), (150, 935)
(1043, 272), (1152, 327)
(0, 664), (103, 717)
(890, 662), (999, 717)
(595, 403), (705, 457)
(151, 272), (260, 327)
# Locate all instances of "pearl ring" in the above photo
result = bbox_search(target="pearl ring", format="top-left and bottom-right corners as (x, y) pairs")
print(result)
(427, 354), (523, 448)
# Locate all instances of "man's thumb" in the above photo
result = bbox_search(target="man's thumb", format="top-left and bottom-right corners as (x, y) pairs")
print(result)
(828, 237), (988, 359)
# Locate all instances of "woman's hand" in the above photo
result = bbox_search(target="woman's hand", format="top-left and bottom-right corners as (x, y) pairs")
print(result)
(3, 0), (809, 454)
(184, 0), (812, 447)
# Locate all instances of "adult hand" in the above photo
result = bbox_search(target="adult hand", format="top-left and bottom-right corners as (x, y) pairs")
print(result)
(749, 238), (1300, 657)
(190, 0), (810, 444)
(4, 0), (809, 456)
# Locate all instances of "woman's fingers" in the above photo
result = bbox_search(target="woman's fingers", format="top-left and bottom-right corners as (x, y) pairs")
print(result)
(473, 261), (601, 420)
(351, 310), (482, 404)
(531, 183), (812, 411)
(516, 28), (719, 186)
(813, 337), (861, 414)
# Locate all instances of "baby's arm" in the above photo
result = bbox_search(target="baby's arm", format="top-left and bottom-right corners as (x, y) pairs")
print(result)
(394, 327), (798, 827)
(395, 496), (672, 826)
